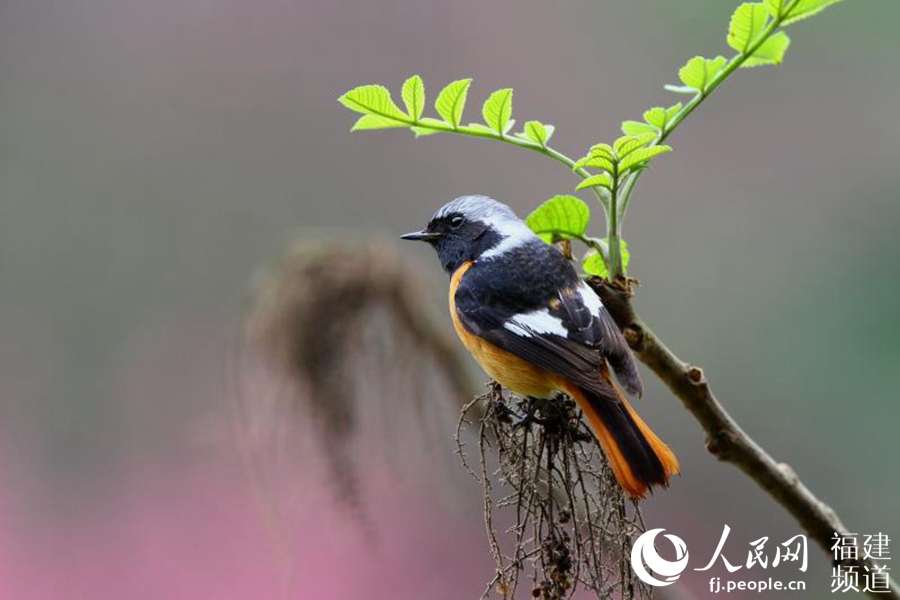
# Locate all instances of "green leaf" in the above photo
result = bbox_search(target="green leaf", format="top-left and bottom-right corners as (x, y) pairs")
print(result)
(482, 88), (514, 136)
(742, 31), (791, 67)
(582, 251), (608, 277)
(574, 154), (615, 172)
(338, 85), (409, 121)
(665, 103), (683, 123)
(521, 120), (554, 146)
(627, 103), (682, 136)
(643, 107), (667, 129)
(583, 240), (629, 277)
(614, 133), (656, 159)
(351, 114), (408, 131)
(619, 145), (672, 172)
(525, 195), (591, 243)
(401, 75), (425, 121)
(780, 0), (843, 25)
(678, 56), (728, 92)
(764, 0), (785, 16)
(622, 120), (657, 135)
(434, 79), (472, 128)
(588, 144), (615, 159)
(575, 173), (612, 191)
(728, 3), (770, 54)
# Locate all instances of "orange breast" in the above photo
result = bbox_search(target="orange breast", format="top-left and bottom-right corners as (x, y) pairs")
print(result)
(449, 261), (561, 398)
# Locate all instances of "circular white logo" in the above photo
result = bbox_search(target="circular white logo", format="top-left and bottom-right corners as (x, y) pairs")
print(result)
(631, 528), (690, 586)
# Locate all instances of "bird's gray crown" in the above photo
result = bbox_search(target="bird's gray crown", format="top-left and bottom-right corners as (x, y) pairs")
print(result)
(432, 195), (537, 260)
(432, 195), (521, 225)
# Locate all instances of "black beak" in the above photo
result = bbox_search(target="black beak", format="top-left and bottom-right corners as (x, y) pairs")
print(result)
(400, 230), (441, 242)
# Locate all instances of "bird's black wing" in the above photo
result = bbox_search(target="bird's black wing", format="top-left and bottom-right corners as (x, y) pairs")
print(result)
(455, 269), (642, 396)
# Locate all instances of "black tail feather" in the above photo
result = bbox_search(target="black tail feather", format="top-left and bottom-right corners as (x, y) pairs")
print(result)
(581, 386), (667, 486)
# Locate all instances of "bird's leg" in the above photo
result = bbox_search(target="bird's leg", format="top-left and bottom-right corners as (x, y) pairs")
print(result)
(512, 397), (551, 430)
(487, 381), (518, 424)
(492, 399), (517, 424)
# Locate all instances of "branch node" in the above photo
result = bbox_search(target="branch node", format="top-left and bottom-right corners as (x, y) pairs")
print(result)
(705, 429), (735, 459)
(623, 324), (644, 350)
(686, 365), (705, 385)
(777, 461), (798, 483)
(705, 434), (720, 457)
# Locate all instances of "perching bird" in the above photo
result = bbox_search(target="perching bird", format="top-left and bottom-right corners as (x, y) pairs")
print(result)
(401, 195), (679, 498)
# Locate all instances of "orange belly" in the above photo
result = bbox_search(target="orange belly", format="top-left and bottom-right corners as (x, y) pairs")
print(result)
(449, 261), (562, 398)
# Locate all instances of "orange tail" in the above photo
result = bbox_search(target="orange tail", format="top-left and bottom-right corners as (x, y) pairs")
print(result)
(564, 378), (679, 499)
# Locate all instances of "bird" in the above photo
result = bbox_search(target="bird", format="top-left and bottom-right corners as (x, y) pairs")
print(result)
(400, 195), (679, 498)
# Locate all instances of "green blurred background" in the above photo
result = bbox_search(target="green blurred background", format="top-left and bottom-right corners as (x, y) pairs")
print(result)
(1, 0), (898, 598)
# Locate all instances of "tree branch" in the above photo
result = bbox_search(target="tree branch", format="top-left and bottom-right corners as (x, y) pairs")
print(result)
(588, 277), (899, 600)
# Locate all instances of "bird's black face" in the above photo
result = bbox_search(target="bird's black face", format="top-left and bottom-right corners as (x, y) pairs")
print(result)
(401, 212), (502, 274)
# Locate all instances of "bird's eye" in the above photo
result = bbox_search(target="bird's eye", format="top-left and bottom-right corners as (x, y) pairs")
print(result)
(450, 216), (464, 229)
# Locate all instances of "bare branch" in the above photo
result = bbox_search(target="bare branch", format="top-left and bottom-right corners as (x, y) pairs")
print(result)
(590, 278), (899, 600)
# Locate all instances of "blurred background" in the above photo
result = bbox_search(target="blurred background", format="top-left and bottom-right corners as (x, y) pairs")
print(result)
(1, 0), (898, 598)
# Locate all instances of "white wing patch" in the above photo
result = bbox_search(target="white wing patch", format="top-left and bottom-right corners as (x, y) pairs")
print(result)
(503, 309), (569, 338)
(577, 281), (604, 317)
